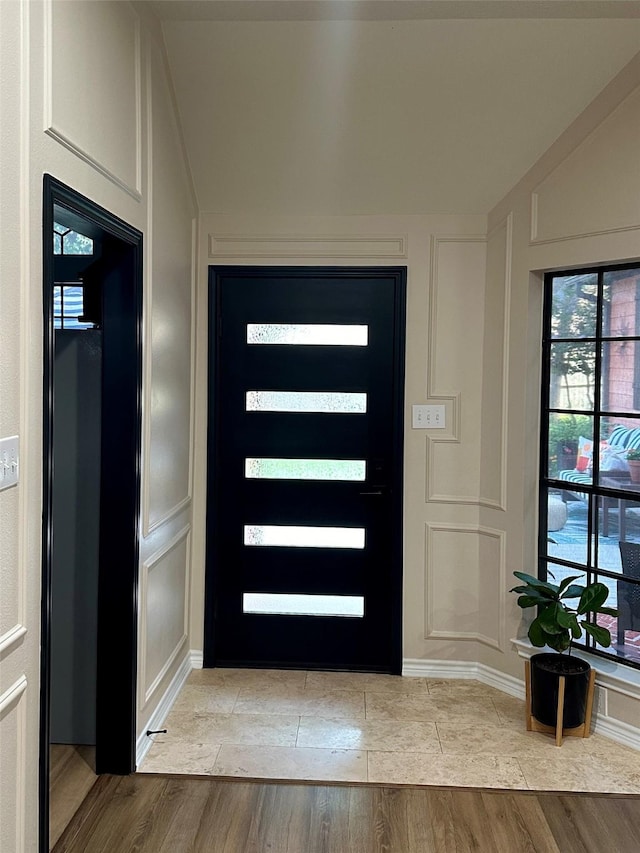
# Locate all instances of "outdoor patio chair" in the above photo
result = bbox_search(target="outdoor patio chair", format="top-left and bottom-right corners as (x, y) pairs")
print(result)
(616, 541), (640, 646)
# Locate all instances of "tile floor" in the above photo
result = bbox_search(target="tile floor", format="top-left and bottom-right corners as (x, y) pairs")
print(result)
(139, 668), (640, 793)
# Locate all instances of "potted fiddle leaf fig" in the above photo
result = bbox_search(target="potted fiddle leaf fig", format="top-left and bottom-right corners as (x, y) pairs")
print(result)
(511, 570), (617, 730)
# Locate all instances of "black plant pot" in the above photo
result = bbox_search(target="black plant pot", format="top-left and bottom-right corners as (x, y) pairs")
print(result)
(530, 652), (591, 728)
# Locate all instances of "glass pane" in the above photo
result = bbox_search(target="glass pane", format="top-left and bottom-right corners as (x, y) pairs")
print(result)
(544, 563), (588, 592)
(595, 497), (640, 574)
(549, 342), (595, 411)
(52, 284), (94, 330)
(244, 525), (365, 549)
(600, 577), (640, 663)
(53, 221), (94, 255)
(243, 593), (364, 617)
(246, 391), (367, 413)
(602, 268), (640, 339)
(601, 340), (640, 415)
(548, 413), (593, 477)
(550, 273), (598, 339)
(245, 458), (366, 481)
(545, 488), (588, 566)
(247, 324), (368, 346)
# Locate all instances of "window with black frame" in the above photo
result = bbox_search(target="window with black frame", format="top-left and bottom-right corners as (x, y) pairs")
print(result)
(541, 264), (640, 669)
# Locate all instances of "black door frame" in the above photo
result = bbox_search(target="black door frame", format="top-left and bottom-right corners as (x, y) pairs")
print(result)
(204, 265), (406, 674)
(40, 176), (143, 850)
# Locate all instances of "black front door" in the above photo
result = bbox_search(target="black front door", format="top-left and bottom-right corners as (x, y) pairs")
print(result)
(205, 266), (405, 672)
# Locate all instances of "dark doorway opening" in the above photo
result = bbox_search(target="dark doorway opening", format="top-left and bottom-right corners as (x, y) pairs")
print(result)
(40, 176), (143, 851)
(205, 266), (405, 674)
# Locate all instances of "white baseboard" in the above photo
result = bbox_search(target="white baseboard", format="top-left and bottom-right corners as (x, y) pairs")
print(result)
(402, 658), (524, 700)
(136, 651), (193, 768)
(403, 656), (640, 751)
(190, 649), (203, 669)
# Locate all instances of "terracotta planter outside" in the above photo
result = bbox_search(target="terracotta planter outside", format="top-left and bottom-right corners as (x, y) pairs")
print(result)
(628, 460), (640, 484)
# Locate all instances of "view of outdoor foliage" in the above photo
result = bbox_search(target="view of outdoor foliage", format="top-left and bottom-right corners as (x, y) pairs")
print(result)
(543, 267), (640, 666)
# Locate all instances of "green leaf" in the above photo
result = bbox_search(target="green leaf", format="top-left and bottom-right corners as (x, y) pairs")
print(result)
(537, 603), (563, 634)
(556, 608), (575, 629)
(560, 584), (586, 599)
(527, 618), (548, 647)
(557, 575), (583, 595)
(577, 583), (610, 615)
(510, 585), (530, 594)
(517, 594), (548, 609)
(597, 607), (618, 617)
(582, 621), (612, 648)
(512, 572), (559, 597)
(569, 614), (582, 639)
(550, 632), (572, 653)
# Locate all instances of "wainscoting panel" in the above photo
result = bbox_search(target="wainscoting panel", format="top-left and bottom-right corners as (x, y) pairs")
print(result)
(138, 527), (190, 708)
(45, 0), (142, 198)
(0, 676), (27, 852)
(424, 523), (506, 651)
(530, 87), (640, 245)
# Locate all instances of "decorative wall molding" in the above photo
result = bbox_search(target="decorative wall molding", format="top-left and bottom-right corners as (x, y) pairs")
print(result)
(477, 211), (512, 512)
(144, 634), (188, 706)
(425, 235), (499, 507)
(136, 650), (192, 768)
(427, 234), (486, 399)
(208, 234), (408, 259)
(0, 674), (27, 852)
(141, 45), (154, 538)
(141, 52), (195, 538)
(138, 525), (191, 707)
(424, 523), (506, 651)
(0, 624), (27, 656)
(0, 674), (27, 716)
(530, 201), (640, 246)
(43, 0), (143, 200)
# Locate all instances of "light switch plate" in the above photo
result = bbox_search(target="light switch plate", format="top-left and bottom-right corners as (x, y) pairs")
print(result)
(412, 405), (446, 429)
(0, 435), (19, 490)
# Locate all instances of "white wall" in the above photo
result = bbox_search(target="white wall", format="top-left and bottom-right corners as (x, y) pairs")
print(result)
(484, 57), (640, 723)
(0, 2), (195, 850)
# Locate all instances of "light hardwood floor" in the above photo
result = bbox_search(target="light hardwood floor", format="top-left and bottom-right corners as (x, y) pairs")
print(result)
(50, 745), (96, 849)
(52, 774), (640, 853)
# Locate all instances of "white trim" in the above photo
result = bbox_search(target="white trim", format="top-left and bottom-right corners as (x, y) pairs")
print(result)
(0, 674), (28, 716)
(190, 649), (204, 669)
(402, 658), (523, 699)
(403, 655), (640, 750)
(208, 234), (408, 259)
(136, 651), (192, 768)
(0, 624), (27, 655)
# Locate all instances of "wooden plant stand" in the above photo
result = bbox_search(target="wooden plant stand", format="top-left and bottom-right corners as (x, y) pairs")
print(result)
(524, 659), (596, 747)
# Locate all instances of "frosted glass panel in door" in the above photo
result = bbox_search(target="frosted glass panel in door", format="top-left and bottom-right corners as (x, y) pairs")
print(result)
(247, 324), (368, 346)
(246, 391), (367, 413)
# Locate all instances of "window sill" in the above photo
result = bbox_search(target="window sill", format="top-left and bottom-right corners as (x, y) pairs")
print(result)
(511, 637), (640, 702)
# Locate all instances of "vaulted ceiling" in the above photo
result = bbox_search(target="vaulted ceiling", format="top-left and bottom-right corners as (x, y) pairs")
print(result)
(150, 0), (640, 215)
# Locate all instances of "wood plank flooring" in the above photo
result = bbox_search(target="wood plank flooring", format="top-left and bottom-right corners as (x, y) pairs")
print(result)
(49, 745), (96, 850)
(52, 773), (640, 853)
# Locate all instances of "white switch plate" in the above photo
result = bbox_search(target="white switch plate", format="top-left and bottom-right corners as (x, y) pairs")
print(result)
(412, 405), (445, 429)
(0, 435), (19, 490)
